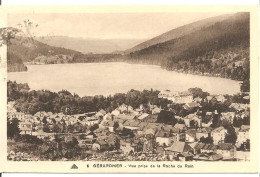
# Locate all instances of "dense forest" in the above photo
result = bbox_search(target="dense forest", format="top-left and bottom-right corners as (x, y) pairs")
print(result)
(8, 81), (172, 115)
(8, 81), (249, 118)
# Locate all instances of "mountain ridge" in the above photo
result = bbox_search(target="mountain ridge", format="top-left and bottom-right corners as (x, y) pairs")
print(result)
(126, 13), (234, 54)
(36, 36), (147, 54)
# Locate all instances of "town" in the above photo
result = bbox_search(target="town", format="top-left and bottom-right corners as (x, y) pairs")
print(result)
(7, 85), (250, 162)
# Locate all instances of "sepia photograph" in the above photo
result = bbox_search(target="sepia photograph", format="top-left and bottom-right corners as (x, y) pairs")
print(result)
(0, 5), (258, 173)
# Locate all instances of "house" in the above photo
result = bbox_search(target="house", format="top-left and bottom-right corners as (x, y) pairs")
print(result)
(117, 104), (133, 113)
(200, 144), (217, 154)
(116, 114), (136, 121)
(174, 91), (193, 104)
(159, 90), (193, 104)
(165, 142), (193, 159)
(19, 121), (33, 135)
(193, 153), (223, 161)
(229, 103), (249, 111)
(54, 115), (64, 123)
(34, 111), (48, 118)
(78, 139), (93, 149)
(123, 120), (140, 130)
(137, 113), (150, 121)
(68, 116), (78, 125)
(131, 139), (144, 153)
(94, 127), (108, 136)
(183, 102), (200, 110)
(174, 124), (186, 131)
(83, 131), (96, 140)
(120, 139), (135, 154)
(83, 117), (99, 126)
(32, 122), (43, 132)
(201, 121), (212, 128)
(75, 114), (87, 122)
(221, 112), (236, 123)
(92, 142), (101, 151)
(158, 90), (175, 99)
(236, 125), (250, 147)
(135, 104), (144, 115)
(185, 129), (197, 143)
(103, 113), (113, 121)
(15, 112), (27, 121)
(31, 116), (41, 124)
(98, 109), (106, 116)
(216, 143), (237, 160)
(147, 123), (163, 133)
(183, 114), (201, 128)
(89, 117), (100, 125)
(206, 96), (213, 102)
(177, 152), (193, 161)
(151, 107), (161, 115)
(196, 127), (212, 140)
(216, 95), (226, 102)
(92, 139), (109, 151)
(155, 131), (171, 146)
(138, 122), (148, 131)
(193, 142), (205, 154)
(7, 112), (17, 120)
(171, 128), (186, 142)
(161, 124), (176, 133)
(206, 112), (213, 117)
(47, 112), (53, 116)
(211, 126), (227, 145)
(144, 128), (156, 136)
(193, 97), (202, 103)
(102, 120), (115, 132)
(202, 112), (213, 125)
(111, 109), (120, 116)
(142, 114), (158, 123)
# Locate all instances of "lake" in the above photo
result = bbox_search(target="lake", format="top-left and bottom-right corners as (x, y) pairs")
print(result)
(8, 63), (241, 96)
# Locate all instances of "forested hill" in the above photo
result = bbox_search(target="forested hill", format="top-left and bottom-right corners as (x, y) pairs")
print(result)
(7, 36), (82, 62)
(126, 12), (250, 91)
(7, 35), (122, 71)
(126, 13), (233, 54)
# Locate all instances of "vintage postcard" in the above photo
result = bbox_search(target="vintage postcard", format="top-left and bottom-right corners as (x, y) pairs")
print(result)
(0, 5), (259, 173)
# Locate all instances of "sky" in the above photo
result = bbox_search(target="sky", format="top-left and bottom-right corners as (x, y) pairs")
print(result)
(8, 12), (229, 39)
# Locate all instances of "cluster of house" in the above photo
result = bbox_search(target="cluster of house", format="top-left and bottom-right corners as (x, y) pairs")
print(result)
(7, 90), (250, 161)
(26, 54), (72, 65)
(158, 90), (228, 104)
(158, 90), (193, 104)
(7, 151), (36, 161)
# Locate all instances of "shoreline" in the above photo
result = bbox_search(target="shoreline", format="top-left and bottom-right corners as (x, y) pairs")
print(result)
(13, 61), (243, 83)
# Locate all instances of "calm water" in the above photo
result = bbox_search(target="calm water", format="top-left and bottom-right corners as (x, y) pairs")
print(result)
(8, 63), (240, 96)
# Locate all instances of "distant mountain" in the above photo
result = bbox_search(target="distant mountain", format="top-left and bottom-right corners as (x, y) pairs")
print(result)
(36, 36), (147, 54)
(126, 14), (233, 54)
